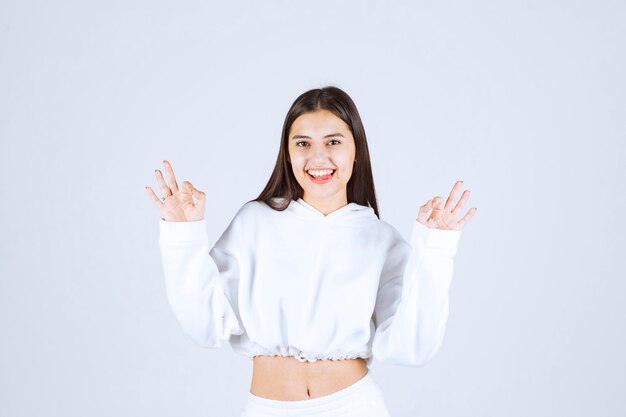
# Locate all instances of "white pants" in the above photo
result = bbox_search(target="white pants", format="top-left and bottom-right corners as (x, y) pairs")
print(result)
(240, 371), (392, 417)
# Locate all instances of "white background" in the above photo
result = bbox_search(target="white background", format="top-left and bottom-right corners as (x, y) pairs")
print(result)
(1, 1), (624, 416)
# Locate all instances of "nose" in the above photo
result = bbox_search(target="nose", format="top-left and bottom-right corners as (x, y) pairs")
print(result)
(310, 143), (329, 163)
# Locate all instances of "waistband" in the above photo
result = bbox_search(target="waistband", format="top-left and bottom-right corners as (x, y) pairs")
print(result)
(245, 371), (378, 414)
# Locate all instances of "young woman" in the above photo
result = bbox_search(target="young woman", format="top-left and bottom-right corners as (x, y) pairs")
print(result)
(145, 86), (476, 416)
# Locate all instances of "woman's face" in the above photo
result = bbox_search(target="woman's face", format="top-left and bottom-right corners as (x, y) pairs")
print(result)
(287, 109), (356, 205)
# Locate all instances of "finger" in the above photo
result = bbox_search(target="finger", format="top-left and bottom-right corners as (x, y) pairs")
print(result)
(444, 181), (463, 211)
(451, 190), (470, 215)
(182, 180), (193, 195)
(457, 207), (477, 228)
(145, 186), (165, 209)
(430, 196), (446, 221)
(155, 169), (172, 197)
(163, 160), (180, 193)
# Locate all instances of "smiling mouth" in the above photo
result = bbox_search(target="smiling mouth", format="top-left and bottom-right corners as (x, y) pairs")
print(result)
(306, 169), (337, 178)
(307, 170), (335, 182)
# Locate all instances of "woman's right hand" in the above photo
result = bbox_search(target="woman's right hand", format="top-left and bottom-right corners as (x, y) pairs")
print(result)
(145, 160), (206, 222)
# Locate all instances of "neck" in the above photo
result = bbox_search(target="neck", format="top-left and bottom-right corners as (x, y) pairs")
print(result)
(301, 193), (348, 216)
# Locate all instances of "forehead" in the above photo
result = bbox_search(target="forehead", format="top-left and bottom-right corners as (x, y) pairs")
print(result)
(289, 110), (351, 136)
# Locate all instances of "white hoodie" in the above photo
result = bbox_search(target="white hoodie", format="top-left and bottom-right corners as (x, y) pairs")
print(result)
(158, 197), (462, 368)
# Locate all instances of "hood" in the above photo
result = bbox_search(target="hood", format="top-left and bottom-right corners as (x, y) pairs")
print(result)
(285, 197), (377, 223)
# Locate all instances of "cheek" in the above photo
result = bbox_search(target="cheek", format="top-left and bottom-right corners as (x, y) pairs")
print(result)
(339, 166), (354, 180)
(289, 157), (306, 174)
(337, 152), (356, 169)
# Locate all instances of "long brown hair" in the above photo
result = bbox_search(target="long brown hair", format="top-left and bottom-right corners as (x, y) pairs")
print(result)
(250, 86), (380, 219)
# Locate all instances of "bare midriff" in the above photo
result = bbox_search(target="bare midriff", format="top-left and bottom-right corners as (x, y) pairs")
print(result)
(250, 356), (368, 400)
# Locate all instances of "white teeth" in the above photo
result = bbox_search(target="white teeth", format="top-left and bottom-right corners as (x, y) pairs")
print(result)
(307, 169), (334, 176)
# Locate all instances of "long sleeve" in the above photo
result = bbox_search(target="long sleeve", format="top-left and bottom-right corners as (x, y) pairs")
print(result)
(158, 218), (245, 348)
(371, 220), (462, 367)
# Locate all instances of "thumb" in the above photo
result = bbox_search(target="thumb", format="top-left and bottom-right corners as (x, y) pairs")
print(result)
(417, 199), (433, 223)
(192, 187), (205, 199)
(193, 187), (206, 212)
(419, 199), (433, 213)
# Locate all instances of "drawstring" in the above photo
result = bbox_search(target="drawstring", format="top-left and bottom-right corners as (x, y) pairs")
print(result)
(296, 351), (318, 363)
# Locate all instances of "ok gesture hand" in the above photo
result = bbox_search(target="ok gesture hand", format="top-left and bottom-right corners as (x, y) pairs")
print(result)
(145, 160), (206, 222)
(416, 180), (476, 231)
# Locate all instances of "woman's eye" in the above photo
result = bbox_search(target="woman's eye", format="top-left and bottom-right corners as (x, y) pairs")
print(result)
(295, 140), (340, 147)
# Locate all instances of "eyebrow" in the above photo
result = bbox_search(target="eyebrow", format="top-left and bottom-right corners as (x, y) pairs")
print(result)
(290, 133), (345, 140)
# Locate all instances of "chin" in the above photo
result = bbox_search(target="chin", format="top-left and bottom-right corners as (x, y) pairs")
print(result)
(303, 187), (341, 199)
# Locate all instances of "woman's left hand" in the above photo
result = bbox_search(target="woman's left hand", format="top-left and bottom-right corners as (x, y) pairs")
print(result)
(416, 180), (476, 231)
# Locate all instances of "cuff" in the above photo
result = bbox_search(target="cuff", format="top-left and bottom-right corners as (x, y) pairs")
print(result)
(159, 218), (208, 244)
(410, 220), (462, 255)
